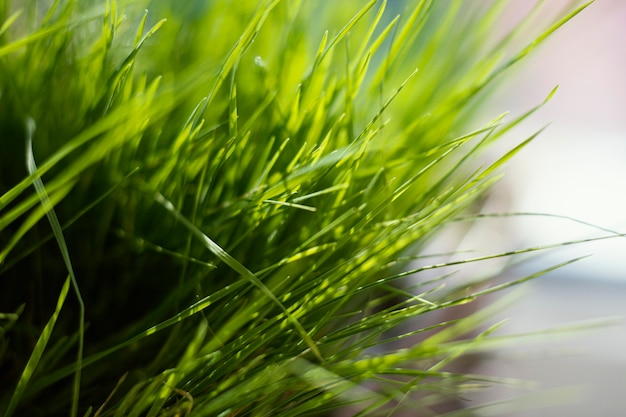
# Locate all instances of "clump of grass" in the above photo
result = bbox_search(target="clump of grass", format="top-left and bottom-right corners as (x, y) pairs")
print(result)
(0, 0), (592, 416)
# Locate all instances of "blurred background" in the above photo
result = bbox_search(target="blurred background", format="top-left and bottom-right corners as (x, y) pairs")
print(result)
(469, 1), (626, 415)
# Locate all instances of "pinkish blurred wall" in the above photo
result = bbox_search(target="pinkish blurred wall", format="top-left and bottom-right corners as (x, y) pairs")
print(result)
(487, 0), (626, 281)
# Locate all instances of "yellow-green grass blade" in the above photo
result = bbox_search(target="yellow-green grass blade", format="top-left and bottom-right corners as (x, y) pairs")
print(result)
(154, 192), (323, 361)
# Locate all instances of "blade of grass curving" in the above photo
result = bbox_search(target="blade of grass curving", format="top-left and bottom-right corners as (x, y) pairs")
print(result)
(461, 126), (547, 192)
(351, 14), (400, 97)
(355, 66), (419, 142)
(3, 276), (70, 417)
(0, 92), (159, 211)
(0, 9), (21, 37)
(332, 292), (531, 379)
(371, 0), (431, 88)
(316, 0), (377, 66)
(153, 192), (323, 361)
(193, 0), (280, 117)
(263, 199), (316, 212)
(361, 232), (626, 293)
(515, 1), (592, 64)
(292, 184), (349, 203)
(0, 168), (81, 233)
(428, 320), (507, 373)
(0, 4), (104, 57)
(0, 180), (75, 265)
(414, 114), (504, 207)
(111, 382), (145, 417)
(228, 61), (239, 139)
(486, 86), (559, 145)
(487, 0), (546, 59)
(93, 373), (127, 417)
(0, 23), (66, 57)
(102, 15), (166, 115)
(283, 357), (382, 416)
(0, 168), (138, 272)
(0, 305), (23, 333)
(453, 211), (624, 237)
(354, 316), (459, 355)
(28, 280), (245, 396)
(353, 0), (388, 65)
(483, 1), (593, 87)
(41, 0), (73, 26)
(291, 139), (479, 336)
(25, 118), (84, 417)
(446, 256), (589, 306)
(473, 316), (621, 352)
(146, 321), (208, 416)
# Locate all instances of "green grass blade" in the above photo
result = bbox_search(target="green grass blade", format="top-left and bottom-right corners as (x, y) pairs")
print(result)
(3, 276), (70, 417)
(0, 9), (21, 37)
(154, 192), (323, 361)
(25, 118), (84, 417)
(318, 0), (378, 65)
(485, 1), (593, 86)
(0, 1), (598, 414)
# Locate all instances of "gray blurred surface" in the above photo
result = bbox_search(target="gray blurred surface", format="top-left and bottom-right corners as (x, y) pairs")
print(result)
(471, 276), (626, 417)
(470, 2), (626, 412)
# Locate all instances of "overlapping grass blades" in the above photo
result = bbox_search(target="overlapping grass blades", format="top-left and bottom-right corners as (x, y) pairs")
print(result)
(0, 0), (594, 416)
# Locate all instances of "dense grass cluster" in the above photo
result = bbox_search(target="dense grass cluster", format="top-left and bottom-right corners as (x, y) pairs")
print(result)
(0, 0), (590, 416)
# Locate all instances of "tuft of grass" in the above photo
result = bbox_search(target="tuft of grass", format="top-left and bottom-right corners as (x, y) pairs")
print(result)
(0, 0), (594, 416)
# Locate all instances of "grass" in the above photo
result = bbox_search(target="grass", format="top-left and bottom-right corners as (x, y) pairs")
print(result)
(0, 0), (597, 416)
